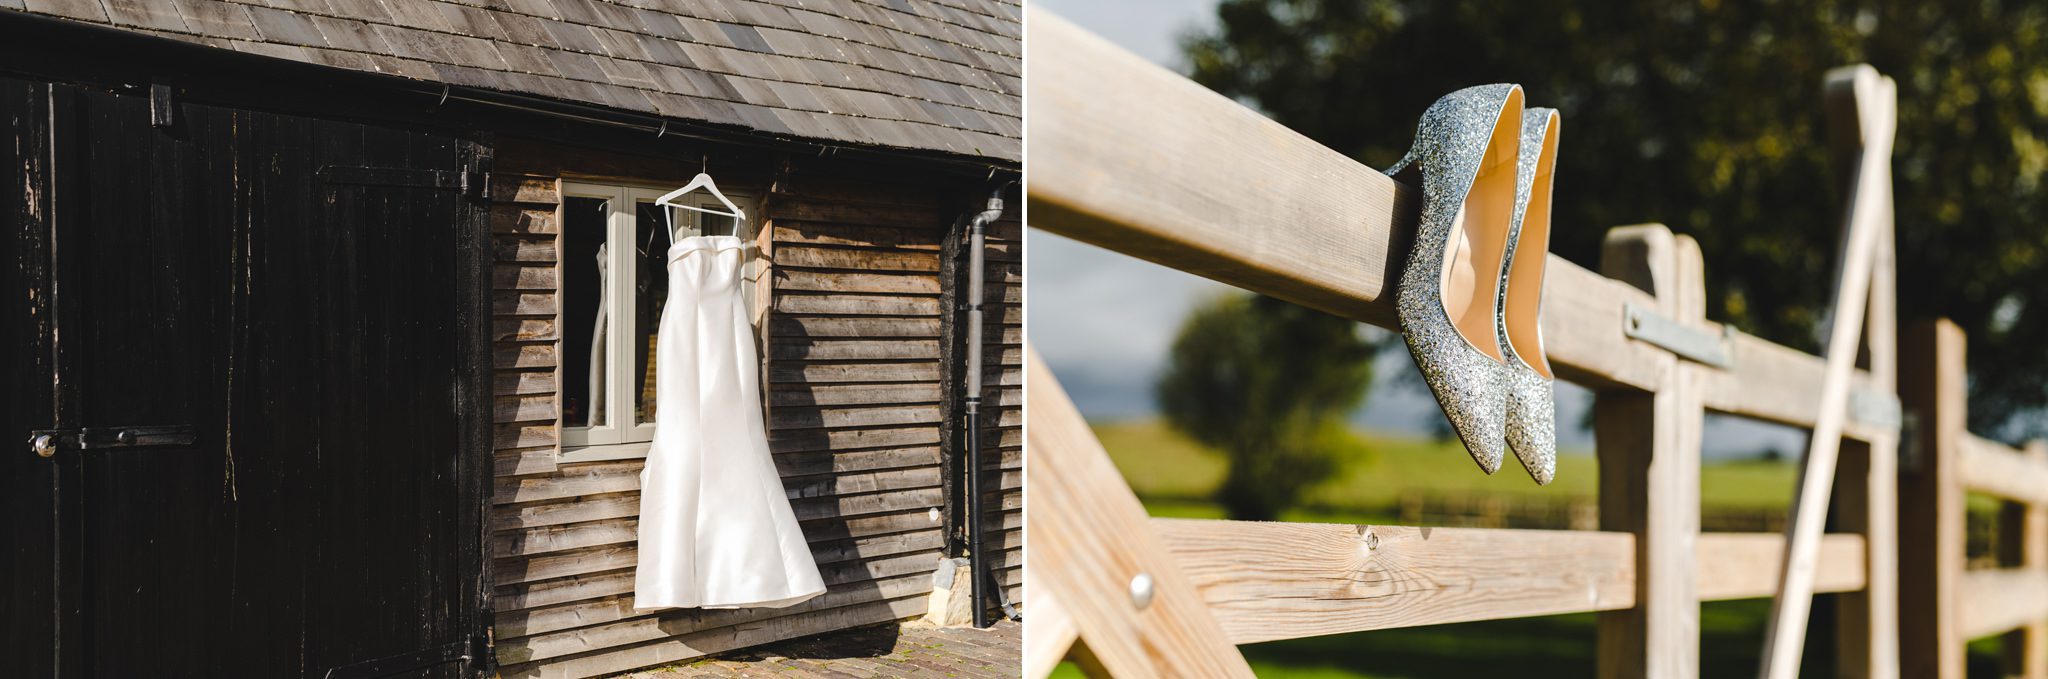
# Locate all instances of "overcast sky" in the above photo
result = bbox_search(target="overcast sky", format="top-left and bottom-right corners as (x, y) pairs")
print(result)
(1026, 0), (1805, 459)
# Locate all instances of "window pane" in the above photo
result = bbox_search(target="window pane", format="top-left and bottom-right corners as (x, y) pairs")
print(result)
(633, 202), (672, 425)
(562, 196), (608, 429)
(702, 209), (737, 237)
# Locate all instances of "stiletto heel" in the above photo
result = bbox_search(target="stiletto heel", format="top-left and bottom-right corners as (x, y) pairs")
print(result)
(1500, 108), (1560, 485)
(1387, 84), (1523, 475)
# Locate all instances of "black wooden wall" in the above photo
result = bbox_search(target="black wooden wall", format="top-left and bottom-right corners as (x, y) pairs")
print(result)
(0, 71), (58, 679)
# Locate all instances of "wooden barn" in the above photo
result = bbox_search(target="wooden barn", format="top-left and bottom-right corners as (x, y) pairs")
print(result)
(0, 1), (1020, 677)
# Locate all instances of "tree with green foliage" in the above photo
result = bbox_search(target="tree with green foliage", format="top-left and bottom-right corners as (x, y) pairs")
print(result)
(1156, 293), (1377, 520)
(1183, 0), (2048, 441)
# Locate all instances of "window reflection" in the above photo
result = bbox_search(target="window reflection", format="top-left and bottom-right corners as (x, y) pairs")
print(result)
(562, 196), (608, 428)
(702, 210), (736, 237)
(633, 202), (685, 425)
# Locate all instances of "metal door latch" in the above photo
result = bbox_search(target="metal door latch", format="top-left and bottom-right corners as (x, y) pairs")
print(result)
(318, 165), (492, 200)
(27, 425), (197, 458)
(324, 634), (488, 679)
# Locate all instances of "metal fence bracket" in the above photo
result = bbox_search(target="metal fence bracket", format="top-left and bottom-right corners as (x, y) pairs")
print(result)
(1849, 388), (1903, 432)
(1623, 302), (1733, 368)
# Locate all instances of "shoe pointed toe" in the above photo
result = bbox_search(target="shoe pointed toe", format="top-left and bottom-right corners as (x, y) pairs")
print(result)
(1405, 332), (1509, 475)
(1462, 416), (1508, 476)
(1504, 366), (1556, 485)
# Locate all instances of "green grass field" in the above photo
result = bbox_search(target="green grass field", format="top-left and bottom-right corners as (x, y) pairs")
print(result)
(1091, 418), (1800, 520)
(1060, 419), (2004, 678)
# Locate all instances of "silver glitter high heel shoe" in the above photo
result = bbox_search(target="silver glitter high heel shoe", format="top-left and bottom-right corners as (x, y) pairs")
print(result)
(1385, 84), (1523, 475)
(1500, 107), (1560, 485)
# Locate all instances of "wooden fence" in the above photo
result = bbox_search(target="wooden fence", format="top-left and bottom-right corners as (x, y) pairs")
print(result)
(1901, 319), (2048, 677)
(1021, 8), (2045, 678)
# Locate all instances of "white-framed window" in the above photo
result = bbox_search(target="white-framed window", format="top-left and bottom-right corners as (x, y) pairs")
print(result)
(557, 181), (758, 463)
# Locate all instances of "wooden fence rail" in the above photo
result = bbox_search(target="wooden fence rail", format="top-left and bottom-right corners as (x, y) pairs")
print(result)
(1023, 7), (2025, 679)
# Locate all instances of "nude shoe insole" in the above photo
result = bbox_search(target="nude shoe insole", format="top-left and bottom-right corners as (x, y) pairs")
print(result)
(1439, 118), (1519, 362)
(1505, 115), (1558, 380)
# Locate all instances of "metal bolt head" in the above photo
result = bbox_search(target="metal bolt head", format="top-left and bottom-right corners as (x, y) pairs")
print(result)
(1129, 573), (1155, 610)
(116, 429), (135, 445)
(31, 433), (56, 458)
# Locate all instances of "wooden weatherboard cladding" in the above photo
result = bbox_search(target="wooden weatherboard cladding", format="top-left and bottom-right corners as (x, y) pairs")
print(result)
(484, 137), (1019, 677)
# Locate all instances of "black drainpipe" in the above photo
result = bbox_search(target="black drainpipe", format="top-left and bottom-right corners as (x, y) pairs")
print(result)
(962, 184), (1016, 627)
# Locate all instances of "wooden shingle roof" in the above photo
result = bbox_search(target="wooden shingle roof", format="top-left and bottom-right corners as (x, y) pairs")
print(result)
(6, 0), (1020, 161)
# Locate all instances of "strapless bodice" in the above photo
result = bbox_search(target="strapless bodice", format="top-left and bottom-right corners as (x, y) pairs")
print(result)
(668, 234), (745, 261)
(666, 235), (745, 296)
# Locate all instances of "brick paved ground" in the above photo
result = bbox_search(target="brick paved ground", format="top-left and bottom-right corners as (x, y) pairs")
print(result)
(625, 620), (1021, 678)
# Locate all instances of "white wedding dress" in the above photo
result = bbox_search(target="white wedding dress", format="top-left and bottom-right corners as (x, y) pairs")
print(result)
(635, 234), (825, 610)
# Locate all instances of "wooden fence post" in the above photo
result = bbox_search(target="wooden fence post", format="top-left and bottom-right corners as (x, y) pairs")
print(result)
(2000, 441), (2048, 678)
(1826, 64), (1902, 679)
(1899, 319), (1966, 678)
(1596, 224), (1705, 679)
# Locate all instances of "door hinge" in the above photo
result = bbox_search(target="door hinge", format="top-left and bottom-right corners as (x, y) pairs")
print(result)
(319, 166), (490, 200)
(323, 634), (487, 679)
(29, 425), (197, 458)
(149, 82), (176, 128)
(465, 168), (491, 201)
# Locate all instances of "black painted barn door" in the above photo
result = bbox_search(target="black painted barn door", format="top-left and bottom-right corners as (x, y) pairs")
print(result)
(7, 80), (492, 678)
